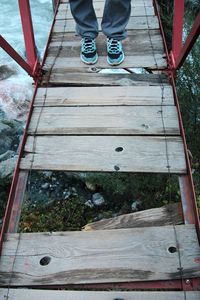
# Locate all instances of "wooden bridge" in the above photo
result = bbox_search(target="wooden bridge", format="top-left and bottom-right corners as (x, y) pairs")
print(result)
(0, 0), (200, 299)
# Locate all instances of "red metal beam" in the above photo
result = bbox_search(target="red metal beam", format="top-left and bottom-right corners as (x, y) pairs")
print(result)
(175, 11), (200, 70)
(14, 278), (200, 291)
(179, 175), (198, 225)
(0, 0), (61, 254)
(0, 35), (32, 76)
(18, 0), (39, 69)
(171, 76), (200, 241)
(172, 0), (185, 61)
(8, 171), (29, 233)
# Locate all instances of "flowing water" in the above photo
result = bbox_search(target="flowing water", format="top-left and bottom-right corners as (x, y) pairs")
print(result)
(0, 0), (53, 120)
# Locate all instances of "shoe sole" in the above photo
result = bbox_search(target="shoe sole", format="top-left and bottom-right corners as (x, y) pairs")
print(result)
(107, 53), (125, 66)
(80, 54), (98, 65)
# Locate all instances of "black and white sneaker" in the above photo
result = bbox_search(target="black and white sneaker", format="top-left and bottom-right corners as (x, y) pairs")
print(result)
(107, 38), (124, 66)
(80, 38), (98, 64)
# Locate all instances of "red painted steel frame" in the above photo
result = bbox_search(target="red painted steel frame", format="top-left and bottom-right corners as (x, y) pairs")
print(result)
(175, 11), (200, 70)
(18, 0), (38, 69)
(171, 76), (200, 239)
(0, 35), (33, 76)
(0, 0), (61, 253)
(172, 0), (185, 61)
(1, 0), (200, 292)
(11, 278), (200, 291)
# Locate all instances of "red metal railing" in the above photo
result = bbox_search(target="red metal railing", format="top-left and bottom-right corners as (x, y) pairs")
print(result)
(0, 0), (41, 81)
(170, 0), (200, 70)
(0, 0), (200, 291)
(154, 0), (200, 245)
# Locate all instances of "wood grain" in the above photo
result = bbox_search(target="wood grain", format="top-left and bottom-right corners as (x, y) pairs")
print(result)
(44, 54), (166, 71)
(48, 31), (164, 58)
(0, 225), (199, 286)
(28, 106), (179, 136)
(42, 73), (169, 87)
(34, 86), (174, 107)
(53, 16), (159, 34)
(83, 203), (183, 231)
(20, 135), (186, 173)
(0, 289), (200, 300)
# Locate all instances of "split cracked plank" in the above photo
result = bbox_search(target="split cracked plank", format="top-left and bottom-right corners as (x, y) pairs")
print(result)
(1, 290), (200, 300)
(28, 106), (180, 136)
(0, 225), (200, 285)
(53, 16), (159, 34)
(44, 54), (166, 71)
(20, 135), (186, 173)
(34, 86), (174, 107)
(41, 73), (169, 87)
(83, 203), (183, 231)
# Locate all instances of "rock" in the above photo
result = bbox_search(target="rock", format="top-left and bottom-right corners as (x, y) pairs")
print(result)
(43, 171), (53, 178)
(0, 150), (15, 162)
(92, 193), (105, 207)
(0, 156), (17, 179)
(41, 183), (49, 190)
(84, 200), (94, 208)
(0, 65), (17, 80)
(0, 119), (23, 154)
(63, 190), (71, 200)
(85, 181), (96, 191)
(131, 200), (142, 212)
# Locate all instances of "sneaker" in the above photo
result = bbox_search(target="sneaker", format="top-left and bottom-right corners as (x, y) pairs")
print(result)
(80, 38), (98, 65)
(107, 38), (124, 66)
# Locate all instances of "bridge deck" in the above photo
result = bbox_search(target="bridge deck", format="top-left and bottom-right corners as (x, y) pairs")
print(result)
(20, 0), (186, 174)
(1, 0), (200, 297)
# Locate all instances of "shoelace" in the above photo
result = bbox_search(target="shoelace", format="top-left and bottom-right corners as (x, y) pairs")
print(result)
(82, 38), (96, 53)
(107, 38), (121, 54)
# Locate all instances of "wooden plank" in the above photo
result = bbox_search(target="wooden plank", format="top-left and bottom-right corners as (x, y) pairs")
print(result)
(53, 16), (159, 34)
(28, 106), (180, 136)
(34, 86), (174, 107)
(20, 136), (186, 173)
(42, 73), (169, 87)
(61, 0), (154, 7)
(1, 289), (200, 300)
(83, 203), (183, 231)
(57, 4), (155, 20)
(0, 225), (199, 285)
(44, 54), (166, 71)
(48, 31), (164, 58)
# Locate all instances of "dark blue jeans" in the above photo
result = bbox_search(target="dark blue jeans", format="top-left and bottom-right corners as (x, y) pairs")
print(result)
(69, 0), (131, 40)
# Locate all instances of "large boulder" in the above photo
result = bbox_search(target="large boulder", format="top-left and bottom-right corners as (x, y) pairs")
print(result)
(0, 155), (17, 180)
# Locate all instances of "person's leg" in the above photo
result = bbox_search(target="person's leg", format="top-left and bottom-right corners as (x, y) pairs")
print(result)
(69, 0), (98, 39)
(101, 0), (131, 40)
(69, 0), (99, 64)
(102, 0), (131, 65)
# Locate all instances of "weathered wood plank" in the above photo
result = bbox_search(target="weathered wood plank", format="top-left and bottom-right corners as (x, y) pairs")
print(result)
(48, 31), (164, 58)
(83, 203), (183, 231)
(20, 136), (186, 173)
(57, 4), (155, 20)
(44, 54), (166, 71)
(0, 225), (199, 285)
(60, 0), (154, 7)
(28, 106), (179, 136)
(42, 73), (169, 87)
(34, 86), (174, 107)
(1, 289), (200, 300)
(53, 16), (159, 34)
